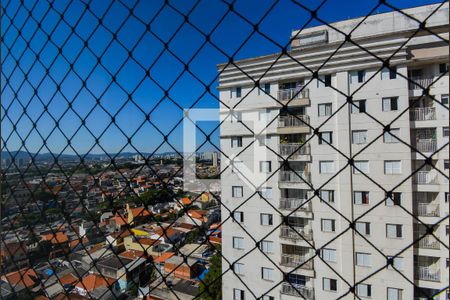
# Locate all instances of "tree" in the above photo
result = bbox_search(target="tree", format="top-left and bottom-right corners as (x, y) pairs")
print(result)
(198, 252), (222, 300)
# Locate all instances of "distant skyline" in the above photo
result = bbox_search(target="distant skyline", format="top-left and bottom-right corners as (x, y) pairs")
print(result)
(1, 0), (441, 155)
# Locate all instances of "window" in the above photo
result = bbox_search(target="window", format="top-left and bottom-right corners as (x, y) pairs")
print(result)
(260, 240), (274, 253)
(350, 70), (366, 83)
(387, 288), (402, 300)
(262, 296), (274, 300)
(384, 160), (401, 174)
(439, 63), (449, 74)
(319, 131), (333, 144)
(261, 267), (274, 281)
(231, 136), (242, 148)
(259, 187), (272, 199)
(232, 186), (243, 198)
(443, 127), (449, 137)
(444, 160), (449, 170)
(318, 103), (332, 116)
(320, 161), (334, 174)
(323, 278), (337, 292)
(231, 111), (242, 123)
(356, 252), (372, 267)
(353, 161), (369, 174)
(322, 248), (337, 262)
(354, 191), (370, 205)
(235, 87), (242, 98)
(232, 161), (244, 173)
(232, 237), (244, 249)
(257, 135), (271, 146)
(259, 161), (272, 173)
(351, 100), (366, 113)
(320, 190), (334, 203)
(442, 94), (449, 105)
(321, 219), (336, 232)
(382, 97), (398, 111)
(386, 224), (403, 238)
(386, 192), (401, 206)
(233, 289), (245, 300)
(318, 74), (332, 87)
(352, 130), (368, 144)
(387, 256), (404, 270)
(264, 83), (271, 94)
(381, 66), (397, 80)
(383, 129), (400, 143)
(234, 263), (244, 275)
(260, 213), (273, 226)
(356, 284), (372, 298)
(356, 222), (371, 235)
(259, 109), (270, 122)
(233, 211), (244, 223)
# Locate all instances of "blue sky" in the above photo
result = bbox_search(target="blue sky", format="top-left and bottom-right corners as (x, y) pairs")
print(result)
(1, 0), (441, 156)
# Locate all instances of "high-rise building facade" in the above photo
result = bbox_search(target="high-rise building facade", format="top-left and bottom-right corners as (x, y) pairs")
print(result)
(218, 4), (448, 300)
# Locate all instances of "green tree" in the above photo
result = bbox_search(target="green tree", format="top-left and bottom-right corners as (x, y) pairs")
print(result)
(198, 252), (222, 300)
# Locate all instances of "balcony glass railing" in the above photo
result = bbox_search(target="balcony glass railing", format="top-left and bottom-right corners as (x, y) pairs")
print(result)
(416, 234), (440, 250)
(278, 115), (310, 128)
(281, 283), (314, 299)
(413, 171), (438, 185)
(279, 143), (310, 157)
(278, 87), (309, 101)
(279, 170), (311, 184)
(410, 107), (436, 121)
(279, 198), (311, 212)
(416, 203), (440, 217)
(414, 139), (437, 153)
(281, 253), (314, 269)
(416, 266), (440, 282)
(280, 225), (313, 240)
(408, 76), (434, 90)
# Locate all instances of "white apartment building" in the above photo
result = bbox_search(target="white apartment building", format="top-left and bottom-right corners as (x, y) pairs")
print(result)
(218, 4), (448, 300)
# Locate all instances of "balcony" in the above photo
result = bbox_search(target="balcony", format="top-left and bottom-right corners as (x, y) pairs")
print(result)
(414, 139), (437, 153)
(279, 198), (312, 212)
(416, 235), (440, 250)
(281, 283), (314, 299)
(281, 253), (314, 269)
(410, 107), (436, 121)
(277, 115), (310, 134)
(279, 143), (310, 158)
(278, 87), (309, 102)
(416, 203), (440, 217)
(416, 266), (440, 282)
(409, 76), (434, 90)
(280, 225), (313, 241)
(413, 171), (438, 185)
(279, 170), (311, 184)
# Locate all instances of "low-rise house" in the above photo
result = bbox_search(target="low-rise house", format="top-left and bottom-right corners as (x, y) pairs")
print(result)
(1, 267), (39, 290)
(0, 241), (29, 272)
(163, 255), (204, 280)
(73, 274), (118, 297)
(123, 236), (162, 256)
(96, 254), (147, 292)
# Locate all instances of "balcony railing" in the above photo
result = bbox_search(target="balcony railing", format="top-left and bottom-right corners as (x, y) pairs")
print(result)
(278, 115), (310, 128)
(410, 107), (436, 121)
(413, 171), (438, 185)
(409, 76), (434, 90)
(279, 170), (311, 184)
(281, 283), (314, 299)
(416, 203), (440, 217)
(280, 225), (313, 241)
(278, 87), (309, 101)
(416, 234), (440, 250)
(414, 139), (437, 153)
(416, 266), (440, 282)
(279, 198), (312, 212)
(279, 143), (310, 157)
(281, 253), (314, 269)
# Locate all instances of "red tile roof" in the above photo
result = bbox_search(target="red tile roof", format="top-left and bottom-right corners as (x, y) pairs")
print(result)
(75, 274), (115, 292)
(1, 267), (38, 288)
